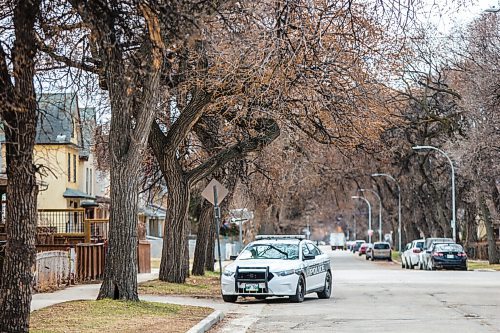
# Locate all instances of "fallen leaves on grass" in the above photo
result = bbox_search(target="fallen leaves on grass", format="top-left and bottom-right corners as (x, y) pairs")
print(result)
(139, 271), (221, 298)
(30, 299), (212, 333)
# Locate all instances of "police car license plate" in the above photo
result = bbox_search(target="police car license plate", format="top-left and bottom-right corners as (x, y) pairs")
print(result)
(244, 283), (259, 292)
(447, 254), (454, 259)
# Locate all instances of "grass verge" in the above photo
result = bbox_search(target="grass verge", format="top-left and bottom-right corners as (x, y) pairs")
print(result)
(139, 271), (221, 298)
(391, 251), (401, 263)
(468, 260), (500, 271)
(30, 299), (212, 333)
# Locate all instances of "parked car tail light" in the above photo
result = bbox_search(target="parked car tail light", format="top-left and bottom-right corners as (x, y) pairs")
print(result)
(413, 248), (421, 253)
(458, 252), (467, 257)
(432, 252), (444, 257)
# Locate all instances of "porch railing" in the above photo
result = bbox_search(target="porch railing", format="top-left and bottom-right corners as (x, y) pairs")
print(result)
(38, 209), (85, 234)
(37, 209), (109, 243)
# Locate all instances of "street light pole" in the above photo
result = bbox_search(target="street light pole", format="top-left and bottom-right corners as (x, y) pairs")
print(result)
(359, 189), (382, 242)
(352, 196), (372, 243)
(372, 173), (402, 252)
(413, 145), (456, 242)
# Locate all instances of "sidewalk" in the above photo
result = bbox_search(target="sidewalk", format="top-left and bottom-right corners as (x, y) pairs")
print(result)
(31, 269), (160, 311)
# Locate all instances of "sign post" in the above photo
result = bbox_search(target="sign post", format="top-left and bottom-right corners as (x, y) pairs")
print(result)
(201, 179), (229, 278)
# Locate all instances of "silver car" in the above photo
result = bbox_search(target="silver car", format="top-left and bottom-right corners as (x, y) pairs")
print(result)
(401, 239), (424, 269)
(367, 242), (391, 261)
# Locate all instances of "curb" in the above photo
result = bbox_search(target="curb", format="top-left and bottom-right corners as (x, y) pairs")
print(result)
(187, 310), (224, 333)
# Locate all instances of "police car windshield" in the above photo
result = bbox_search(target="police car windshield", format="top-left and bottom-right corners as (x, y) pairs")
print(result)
(239, 243), (299, 260)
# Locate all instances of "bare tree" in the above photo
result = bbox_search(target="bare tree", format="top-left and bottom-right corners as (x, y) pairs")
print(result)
(0, 0), (42, 331)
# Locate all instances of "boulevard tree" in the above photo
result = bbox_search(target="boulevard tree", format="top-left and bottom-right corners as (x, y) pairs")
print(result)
(0, 1), (42, 331)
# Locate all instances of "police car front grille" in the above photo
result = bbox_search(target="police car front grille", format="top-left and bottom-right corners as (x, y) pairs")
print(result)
(236, 272), (274, 281)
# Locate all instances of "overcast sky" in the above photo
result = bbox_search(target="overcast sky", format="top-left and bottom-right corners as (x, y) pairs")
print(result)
(425, 0), (499, 34)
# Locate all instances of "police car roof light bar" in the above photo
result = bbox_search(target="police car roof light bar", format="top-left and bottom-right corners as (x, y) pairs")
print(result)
(255, 235), (306, 240)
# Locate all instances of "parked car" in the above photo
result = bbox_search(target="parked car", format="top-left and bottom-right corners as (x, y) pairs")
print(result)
(418, 237), (454, 270)
(427, 243), (467, 271)
(401, 239), (424, 269)
(221, 235), (331, 303)
(358, 242), (371, 256)
(365, 244), (374, 260)
(352, 240), (366, 253)
(367, 242), (391, 261)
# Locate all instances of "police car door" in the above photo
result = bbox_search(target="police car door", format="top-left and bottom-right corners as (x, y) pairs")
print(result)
(301, 242), (317, 291)
(306, 243), (326, 289)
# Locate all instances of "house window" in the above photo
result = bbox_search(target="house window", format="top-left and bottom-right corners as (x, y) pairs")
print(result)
(73, 154), (76, 183)
(86, 168), (89, 194)
(67, 153), (71, 182)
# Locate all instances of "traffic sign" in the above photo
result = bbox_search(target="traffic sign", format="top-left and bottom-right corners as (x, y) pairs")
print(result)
(201, 179), (228, 206)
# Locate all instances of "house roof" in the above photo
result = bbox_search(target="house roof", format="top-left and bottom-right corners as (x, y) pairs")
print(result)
(36, 93), (79, 145)
(139, 204), (167, 218)
(63, 188), (95, 199)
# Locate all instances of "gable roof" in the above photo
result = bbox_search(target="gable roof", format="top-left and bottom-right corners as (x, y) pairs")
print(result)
(36, 93), (79, 145)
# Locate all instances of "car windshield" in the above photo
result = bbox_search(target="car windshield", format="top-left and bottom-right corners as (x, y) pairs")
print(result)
(416, 242), (424, 249)
(434, 244), (463, 252)
(374, 243), (390, 249)
(238, 243), (299, 260)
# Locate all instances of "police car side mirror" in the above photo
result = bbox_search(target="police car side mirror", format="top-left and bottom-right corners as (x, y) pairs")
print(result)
(303, 254), (315, 261)
(229, 255), (238, 260)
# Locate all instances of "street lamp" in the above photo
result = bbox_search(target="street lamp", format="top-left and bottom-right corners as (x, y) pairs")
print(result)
(412, 145), (456, 242)
(485, 4), (500, 12)
(372, 173), (402, 252)
(359, 189), (383, 242)
(351, 196), (372, 243)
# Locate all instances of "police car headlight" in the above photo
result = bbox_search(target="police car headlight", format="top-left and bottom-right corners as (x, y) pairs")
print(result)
(275, 269), (299, 277)
(223, 269), (235, 277)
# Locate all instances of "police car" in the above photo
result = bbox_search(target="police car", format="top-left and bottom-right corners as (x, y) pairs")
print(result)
(221, 235), (332, 303)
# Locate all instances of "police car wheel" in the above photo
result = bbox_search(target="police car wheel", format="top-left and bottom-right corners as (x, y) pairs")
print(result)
(222, 294), (238, 303)
(290, 275), (305, 303)
(317, 271), (332, 299)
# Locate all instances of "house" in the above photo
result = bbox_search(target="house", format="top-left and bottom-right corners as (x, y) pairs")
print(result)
(34, 93), (98, 210)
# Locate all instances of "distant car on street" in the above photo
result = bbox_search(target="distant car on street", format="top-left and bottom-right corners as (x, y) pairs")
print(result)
(419, 237), (454, 270)
(358, 242), (371, 256)
(401, 239), (424, 269)
(427, 243), (467, 271)
(367, 242), (391, 261)
(365, 243), (374, 260)
(352, 240), (366, 253)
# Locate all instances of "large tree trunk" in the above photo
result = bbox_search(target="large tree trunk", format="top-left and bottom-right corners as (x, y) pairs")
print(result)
(97, 157), (141, 300)
(205, 220), (216, 272)
(479, 195), (500, 264)
(0, 1), (41, 331)
(0, 109), (39, 332)
(159, 166), (190, 283)
(192, 201), (213, 275)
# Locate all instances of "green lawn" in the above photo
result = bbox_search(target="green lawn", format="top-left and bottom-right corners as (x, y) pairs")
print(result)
(139, 271), (221, 298)
(391, 251), (401, 262)
(30, 299), (212, 333)
(468, 260), (500, 271)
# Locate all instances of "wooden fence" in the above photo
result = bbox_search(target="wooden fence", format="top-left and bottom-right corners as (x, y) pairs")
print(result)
(34, 250), (72, 292)
(75, 243), (106, 282)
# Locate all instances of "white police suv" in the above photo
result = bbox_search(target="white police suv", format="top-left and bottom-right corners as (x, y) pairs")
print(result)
(221, 235), (332, 303)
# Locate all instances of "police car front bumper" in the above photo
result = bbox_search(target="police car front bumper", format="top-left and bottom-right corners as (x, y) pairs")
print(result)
(221, 272), (300, 296)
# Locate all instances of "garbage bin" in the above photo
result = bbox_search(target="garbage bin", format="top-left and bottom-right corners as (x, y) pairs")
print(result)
(137, 240), (151, 273)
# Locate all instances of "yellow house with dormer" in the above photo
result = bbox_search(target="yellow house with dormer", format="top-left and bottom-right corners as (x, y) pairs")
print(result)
(33, 93), (99, 210)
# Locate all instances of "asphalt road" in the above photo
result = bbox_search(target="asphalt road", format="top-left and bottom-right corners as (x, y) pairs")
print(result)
(213, 248), (500, 333)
